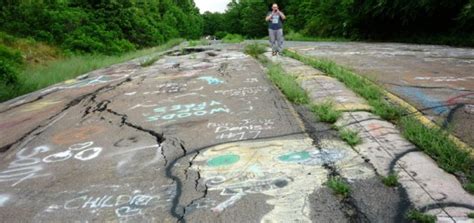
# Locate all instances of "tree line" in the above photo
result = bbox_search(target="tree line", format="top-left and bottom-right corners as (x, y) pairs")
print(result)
(0, 0), (203, 55)
(203, 0), (474, 45)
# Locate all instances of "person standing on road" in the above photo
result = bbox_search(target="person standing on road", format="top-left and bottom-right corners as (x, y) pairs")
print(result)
(266, 3), (286, 56)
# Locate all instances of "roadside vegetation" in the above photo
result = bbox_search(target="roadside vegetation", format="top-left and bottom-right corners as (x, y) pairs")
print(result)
(188, 39), (210, 47)
(244, 43), (267, 58)
(222, 34), (245, 44)
(1, 38), (183, 102)
(202, 0), (474, 47)
(310, 102), (341, 123)
(406, 210), (436, 223)
(339, 129), (362, 146)
(0, 0), (200, 102)
(266, 64), (309, 105)
(382, 174), (399, 187)
(284, 50), (474, 193)
(326, 177), (351, 198)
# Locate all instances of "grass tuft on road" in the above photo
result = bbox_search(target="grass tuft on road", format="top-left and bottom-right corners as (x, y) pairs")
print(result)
(339, 129), (362, 146)
(382, 174), (399, 187)
(310, 101), (341, 123)
(326, 177), (351, 198)
(244, 42), (268, 58)
(267, 64), (309, 105)
(406, 210), (436, 223)
(284, 49), (474, 193)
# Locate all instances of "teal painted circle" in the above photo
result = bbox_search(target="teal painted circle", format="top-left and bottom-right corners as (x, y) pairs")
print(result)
(278, 151), (311, 162)
(207, 154), (240, 167)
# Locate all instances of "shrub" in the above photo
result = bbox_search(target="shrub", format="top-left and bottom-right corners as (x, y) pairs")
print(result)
(215, 31), (228, 39)
(222, 34), (244, 43)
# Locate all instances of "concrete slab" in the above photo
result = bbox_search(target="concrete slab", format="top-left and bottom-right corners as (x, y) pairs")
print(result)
(336, 111), (474, 221)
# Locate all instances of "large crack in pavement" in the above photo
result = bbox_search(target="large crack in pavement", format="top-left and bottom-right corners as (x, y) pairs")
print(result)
(0, 77), (132, 153)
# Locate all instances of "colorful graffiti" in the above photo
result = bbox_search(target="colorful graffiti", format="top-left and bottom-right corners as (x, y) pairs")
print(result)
(192, 138), (370, 222)
(52, 125), (106, 145)
(197, 76), (224, 85)
(20, 100), (62, 113)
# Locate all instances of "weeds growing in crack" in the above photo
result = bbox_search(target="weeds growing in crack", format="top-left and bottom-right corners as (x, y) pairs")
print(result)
(244, 42), (267, 58)
(339, 129), (362, 146)
(310, 101), (341, 123)
(266, 64), (309, 105)
(382, 173), (399, 187)
(284, 49), (474, 194)
(406, 209), (436, 223)
(326, 176), (351, 198)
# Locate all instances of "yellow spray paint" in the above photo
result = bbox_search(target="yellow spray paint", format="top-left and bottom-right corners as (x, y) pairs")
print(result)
(192, 137), (373, 222)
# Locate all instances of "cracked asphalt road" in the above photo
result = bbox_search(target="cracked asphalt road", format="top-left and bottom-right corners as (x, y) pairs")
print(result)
(0, 43), (471, 222)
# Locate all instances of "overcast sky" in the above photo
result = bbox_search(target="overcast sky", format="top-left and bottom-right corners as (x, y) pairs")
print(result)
(195, 0), (231, 13)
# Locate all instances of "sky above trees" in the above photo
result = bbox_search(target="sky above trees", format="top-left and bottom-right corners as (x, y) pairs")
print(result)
(195, 0), (231, 13)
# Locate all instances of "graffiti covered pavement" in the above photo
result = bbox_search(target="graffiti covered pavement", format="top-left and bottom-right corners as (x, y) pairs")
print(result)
(0, 43), (473, 222)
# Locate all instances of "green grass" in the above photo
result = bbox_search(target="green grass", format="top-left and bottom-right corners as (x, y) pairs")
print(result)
(1, 39), (183, 102)
(468, 213), (474, 218)
(244, 42), (268, 58)
(401, 116), (474, 188)
(188, 39), (210, 47)
(326, 177), (351, 198)
(406, 210), (436, 223)
(222, 34), (244, 43)
(266, 64), (309, 105)
(284, 50), (403, 121)
(284, 50), (474, 193)
(339, 129), (362, 146)
(382, 174), (399, 187)
(310, 101), (342, 123)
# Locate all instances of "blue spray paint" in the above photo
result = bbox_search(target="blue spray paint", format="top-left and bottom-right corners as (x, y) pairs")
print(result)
(394, 86), (448, 115)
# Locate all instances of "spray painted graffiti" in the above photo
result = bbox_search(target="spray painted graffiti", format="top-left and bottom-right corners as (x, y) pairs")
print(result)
(145, 101), (230, 122)
(208, 119), (274, 140)
(49, 184), (176, 219)
(20, 100), (62, 113)
(192, 138), (369, 222)
(0, 194), (11, 207)
(197, 76), (224, 85)
(394, 86), (449, 114)
(64, 193), (156, 217)
(244, 78), (259, 83)
(52, 125), (106, 145)
(215, 86), (269, 97)
(414, 76), (469, 82)
(42, 75), (129, 93)
(0, 146), (50, 186)
(43, 141), (102, 163)
(0, 142), (102, 186)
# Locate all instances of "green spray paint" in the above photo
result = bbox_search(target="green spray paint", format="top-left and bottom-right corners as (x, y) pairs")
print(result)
(278, 151), (310, 162)
(207, 154), (240, 167)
